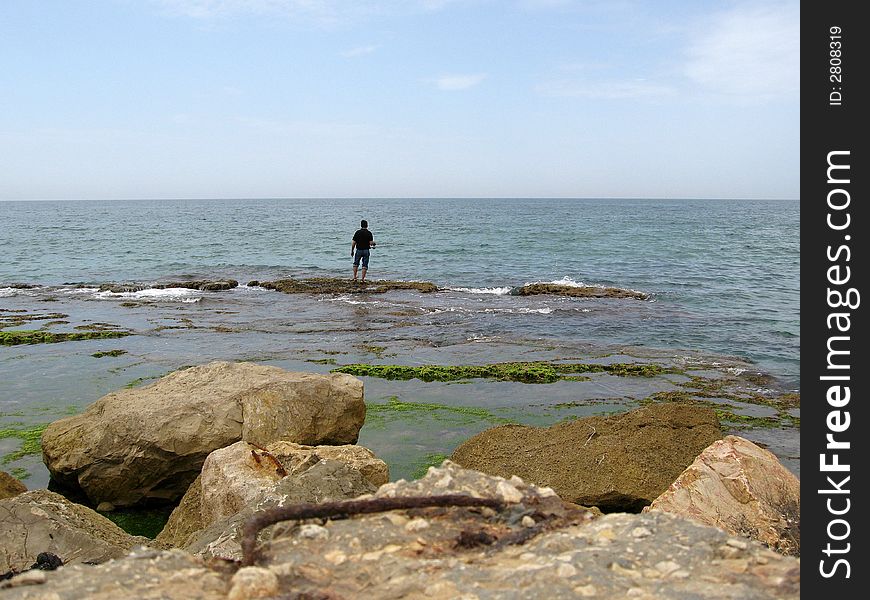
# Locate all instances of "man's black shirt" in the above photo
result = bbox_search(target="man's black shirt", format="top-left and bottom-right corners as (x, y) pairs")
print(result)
(353, 228), (373, 249)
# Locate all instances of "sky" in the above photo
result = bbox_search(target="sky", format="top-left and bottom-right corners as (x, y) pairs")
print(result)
(0, 0), (799, 200)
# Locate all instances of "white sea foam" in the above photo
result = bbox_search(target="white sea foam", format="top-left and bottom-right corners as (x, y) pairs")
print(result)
(63, 287), (101, 295)
(95, 287), (203, 302)
(483, 307), (554, 315)
(447, 286), (513, 296)
(0, 287), (42, 297)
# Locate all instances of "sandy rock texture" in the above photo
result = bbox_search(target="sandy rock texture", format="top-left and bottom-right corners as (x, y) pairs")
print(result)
(1, 463), (799, 599)
(646, 435), (800, 555)
(0, 490), (149, 574)
(451, 403), (723, 511)
(41, 361), (365, 507)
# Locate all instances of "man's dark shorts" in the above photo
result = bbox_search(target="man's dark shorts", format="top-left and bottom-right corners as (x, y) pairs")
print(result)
(354, 248), (370, 268)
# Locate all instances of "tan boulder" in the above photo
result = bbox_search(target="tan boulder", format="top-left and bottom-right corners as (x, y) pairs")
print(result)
(41, 361), (365, 507)
(156, 440), (386, 549)
(0, 490), (149, 573)
(0, 470), (27, 500)
(451, 403), (722, 511)
(268, 441), (389, 487)
(645, 435), (800, 555)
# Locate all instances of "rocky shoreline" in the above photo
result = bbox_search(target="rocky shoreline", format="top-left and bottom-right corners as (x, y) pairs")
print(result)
(4, 277), (651, 300)
(1, 361), (799, 598)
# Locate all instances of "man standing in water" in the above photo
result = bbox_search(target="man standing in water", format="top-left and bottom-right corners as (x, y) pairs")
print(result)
(351, 219), (376, 282)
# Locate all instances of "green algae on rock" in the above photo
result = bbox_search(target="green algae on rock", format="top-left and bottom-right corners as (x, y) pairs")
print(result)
(516, 283), (648, 300)
(92, 350), (129, 358)
(334, 361), (668, 384)
(0, 423), (48, 465)
(255, 277), (439, 295)
(0, 330), (133, 346)
(410, 453), (451, 479)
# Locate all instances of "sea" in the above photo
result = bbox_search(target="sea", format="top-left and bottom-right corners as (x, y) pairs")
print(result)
(0, 198), (800, 484)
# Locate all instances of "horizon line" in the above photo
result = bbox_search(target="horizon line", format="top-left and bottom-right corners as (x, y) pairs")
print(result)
(0, 196), (800, 202)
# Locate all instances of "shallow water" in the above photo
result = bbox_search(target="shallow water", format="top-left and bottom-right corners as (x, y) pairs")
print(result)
(0, 198), (799, 485)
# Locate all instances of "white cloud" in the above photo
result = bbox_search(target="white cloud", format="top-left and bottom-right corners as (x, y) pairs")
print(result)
(684, 2), (799, 98)
(431, 74), (487, 91)
(340, 44), (379, 58)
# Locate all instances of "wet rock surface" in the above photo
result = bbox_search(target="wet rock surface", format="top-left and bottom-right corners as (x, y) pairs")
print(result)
(97, 280), (239, 293)
(646, 435), (800, 556)
(0, 470), (28, 500)
(254, 277), (439, 295)
(451, 403), (723, 511)
(516, 282), (649, 299)
(0, 490), (149, 574)
(1, 464), (799, 599)
(41, 361), (365, 507)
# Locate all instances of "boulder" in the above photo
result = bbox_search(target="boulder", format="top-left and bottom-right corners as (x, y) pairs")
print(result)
(645, 435), (800, 555)
(267, 440), (389, 487)
(451, 403), (722, 511)
(0, 490), (149, 574)
(41, 361), (365, 507)
(2, 463), (800, 599)
(183, 459), (378, 560)
(155, 440), (385, 550)
(0, 471), (27, 500)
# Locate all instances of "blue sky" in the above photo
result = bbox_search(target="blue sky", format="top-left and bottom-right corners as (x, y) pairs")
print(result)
(0, 0), (799, 200)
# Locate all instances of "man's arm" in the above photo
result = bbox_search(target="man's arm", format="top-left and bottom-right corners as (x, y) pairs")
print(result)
(351, 240), (356, 256)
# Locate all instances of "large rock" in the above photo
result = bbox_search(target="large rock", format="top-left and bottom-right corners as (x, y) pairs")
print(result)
(183, 460), (378, 560)
(155, 440), (385, 550)
(2, 463), (799, 599)
(451, 403), (722, 511)
(0, 490), (149, 574)
(646, 435), (801, 556)
(41, 361), (365, 507)
(0, 470), (27, 500)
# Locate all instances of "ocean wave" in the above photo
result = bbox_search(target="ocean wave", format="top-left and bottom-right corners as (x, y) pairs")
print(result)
(483, 307), (554, 315)
(447, 286), (513, 296)
(0, 287), (40, 298)
(94, 287), (203, 303)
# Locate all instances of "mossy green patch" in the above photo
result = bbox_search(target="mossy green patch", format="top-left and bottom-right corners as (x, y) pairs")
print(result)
(100, 507), (173, 539)
(410, 453), (451, 479)
(334, 361), (667, 384)
(9, 466), (29, 480)
(91, 349), (128, 358)
(355, 344), (391, 359)
(0, 311), (69, 329)
(0, 423), (48, 464)
(365, 397), (514, 429)
(305, 358), (337, 365)
(0, 330), (132, 346)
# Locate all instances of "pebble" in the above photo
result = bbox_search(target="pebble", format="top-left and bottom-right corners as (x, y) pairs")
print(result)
(654, 560), (681, 576)
(323, 550), (347, 565)
(227, 567), (278, 600)
(556, 563), (577, 578)
(405, 518), (430, 532)
(630, 527), (652, 539)
(521, 516), (536, 528)
(298, 524), (329, 539)
(496, 481), (523, 504)
(574, 584), (597, 596)
(726, 538), (749, 550)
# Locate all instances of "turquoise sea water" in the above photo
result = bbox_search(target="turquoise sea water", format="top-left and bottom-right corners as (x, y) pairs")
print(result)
(1, 197), (799, 384)
(1, 198), (800, 483)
